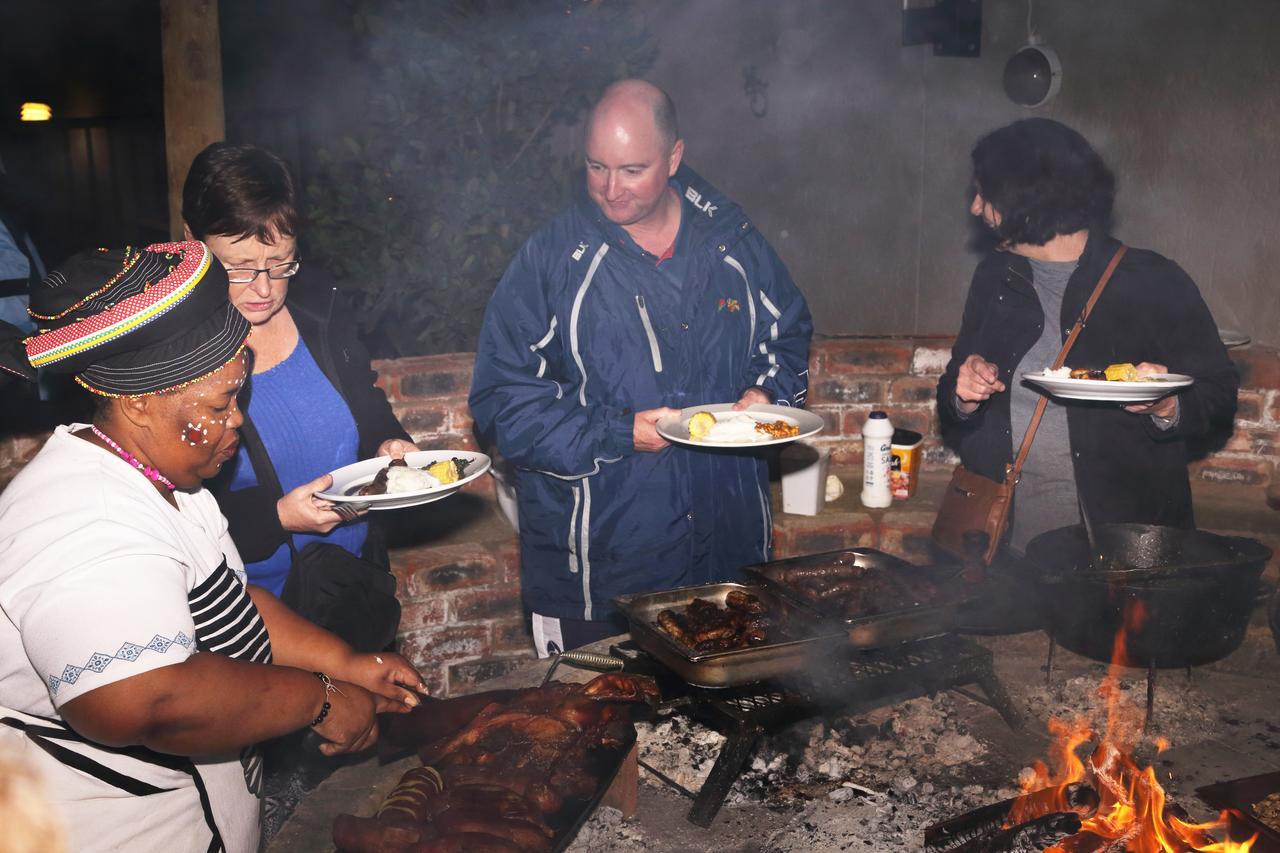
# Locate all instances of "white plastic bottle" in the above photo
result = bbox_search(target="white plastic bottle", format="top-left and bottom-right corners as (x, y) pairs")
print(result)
(860, 411), (894, 509)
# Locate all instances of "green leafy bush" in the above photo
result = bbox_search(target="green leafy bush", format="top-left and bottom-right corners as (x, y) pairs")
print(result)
(304, 0), (654, 357)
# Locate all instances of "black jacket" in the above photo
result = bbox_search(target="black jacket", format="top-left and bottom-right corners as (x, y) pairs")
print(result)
(209, 271), (410, 563)
(937, 232), (1238, 531)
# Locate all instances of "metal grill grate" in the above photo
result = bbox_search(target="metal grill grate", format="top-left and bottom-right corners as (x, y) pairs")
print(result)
(622, 633), (1022, 828)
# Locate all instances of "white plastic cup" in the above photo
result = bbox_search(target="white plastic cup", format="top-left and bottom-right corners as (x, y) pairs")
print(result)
(780, 441), (831, 516)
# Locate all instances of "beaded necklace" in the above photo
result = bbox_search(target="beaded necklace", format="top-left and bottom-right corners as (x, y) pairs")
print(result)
(89, 425), (177, 491)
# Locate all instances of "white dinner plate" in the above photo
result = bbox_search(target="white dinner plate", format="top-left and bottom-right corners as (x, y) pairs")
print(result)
(656, 403), (824, 449)
(316, 450), (492, 511)
(1021, 371), (1194, 402)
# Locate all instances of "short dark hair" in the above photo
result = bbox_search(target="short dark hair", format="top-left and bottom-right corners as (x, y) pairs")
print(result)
(970, 118), (1114, 247)
(181, 142), (297, 242)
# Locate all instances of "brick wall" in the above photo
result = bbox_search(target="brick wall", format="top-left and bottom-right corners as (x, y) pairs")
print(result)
(2, 339), (1278, 695)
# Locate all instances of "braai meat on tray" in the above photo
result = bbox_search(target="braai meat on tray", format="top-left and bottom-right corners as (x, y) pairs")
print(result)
(655, 589), (774, 653)
(332, 673), (658, 853)
(767, 556), (942, 618)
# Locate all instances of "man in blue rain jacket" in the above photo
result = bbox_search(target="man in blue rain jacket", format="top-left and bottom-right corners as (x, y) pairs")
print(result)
(470, 80), (812, 653)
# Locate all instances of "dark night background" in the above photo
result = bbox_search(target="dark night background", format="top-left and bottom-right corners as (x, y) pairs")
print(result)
(3, 1), (1280, 354)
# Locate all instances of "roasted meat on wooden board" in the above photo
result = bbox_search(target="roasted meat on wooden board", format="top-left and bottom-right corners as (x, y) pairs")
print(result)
(332, 673), (659, 853)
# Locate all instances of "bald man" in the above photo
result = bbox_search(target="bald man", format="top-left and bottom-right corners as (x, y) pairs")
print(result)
(470, 80), (812, 653)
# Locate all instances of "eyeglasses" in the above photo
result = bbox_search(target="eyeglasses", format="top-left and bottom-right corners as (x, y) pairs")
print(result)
(225, 259), (301, 284)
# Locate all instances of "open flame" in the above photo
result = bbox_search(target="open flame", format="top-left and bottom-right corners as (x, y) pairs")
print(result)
(1004, 601), (1256, 852)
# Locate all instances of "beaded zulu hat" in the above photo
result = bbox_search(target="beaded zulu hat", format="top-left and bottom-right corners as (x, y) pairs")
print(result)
(25, 241), (250, 396)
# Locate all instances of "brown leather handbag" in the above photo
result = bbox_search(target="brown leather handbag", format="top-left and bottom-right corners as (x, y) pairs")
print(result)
(931, 245), (1127, 564)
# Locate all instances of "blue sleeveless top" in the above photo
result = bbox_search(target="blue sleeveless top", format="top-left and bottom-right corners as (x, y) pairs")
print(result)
(228, 337), (367, 595)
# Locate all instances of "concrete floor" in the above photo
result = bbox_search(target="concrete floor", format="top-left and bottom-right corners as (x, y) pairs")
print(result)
(269, 618), (1280, 853)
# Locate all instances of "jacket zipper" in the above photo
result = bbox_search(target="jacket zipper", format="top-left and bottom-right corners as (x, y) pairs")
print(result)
(634, 295), (664, 373)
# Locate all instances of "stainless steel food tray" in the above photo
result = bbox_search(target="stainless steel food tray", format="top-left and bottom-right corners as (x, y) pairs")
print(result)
(742, 548), (964, 649)
(611, 582), (845, 688)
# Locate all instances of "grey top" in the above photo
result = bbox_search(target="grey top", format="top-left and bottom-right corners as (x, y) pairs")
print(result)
(1008, 257), (1080, 552)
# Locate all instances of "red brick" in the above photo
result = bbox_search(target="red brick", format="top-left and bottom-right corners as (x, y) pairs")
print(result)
(1236, 390), (1267, 424)
(808, 377), (886, 405)
(399, 597), (447, 630)
(1223, 427), (1280, 456)
(878, 529), (938, 565)
(1191, 457), (1273, 488)
(890, 408), (937, 440)
(394, 354), (475, 400)
(805, 405), (847, 436)
(371, 361), (401, 401)
(781, 515), (877, 556)
(491, 618), (533, 654)
(450, 586), (523, 623)
(1233, 347), (1280, 391)
(448, 655), (533, 692)
(393, 543), (500, 596)
(1272, 395), (1280, 427)
(497, 540), (522, 584)
(841, 407), (935, 442)
(840, 408), (873, 437)
(889, 376), (939, 406)
(397, 624), (490, 682)
(449, 401), (475, 434)
(819, 339), (914, 376)
(910, 342), (955, 376)
(402, 372), (469, 399)
(415, 432), (480, 452)
(395, 403), (448, 436)
(769, 523), (794, 556)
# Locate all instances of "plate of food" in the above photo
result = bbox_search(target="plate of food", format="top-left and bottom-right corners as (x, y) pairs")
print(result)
(1022, 363), (1194, 402)
(656, 403), (823, 449)
(316, 450), (491, 510)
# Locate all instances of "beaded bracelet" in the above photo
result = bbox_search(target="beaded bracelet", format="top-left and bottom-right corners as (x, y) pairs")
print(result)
(310, 671), (340, 728)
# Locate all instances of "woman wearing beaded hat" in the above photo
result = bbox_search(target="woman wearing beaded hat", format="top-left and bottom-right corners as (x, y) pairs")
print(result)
(0, 241), (427, 853)
(182, 142), (416, 607)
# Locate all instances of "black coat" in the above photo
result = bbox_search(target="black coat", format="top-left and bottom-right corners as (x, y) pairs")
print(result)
(936, 231), (1238, 531)
(209, 271), (410, 563)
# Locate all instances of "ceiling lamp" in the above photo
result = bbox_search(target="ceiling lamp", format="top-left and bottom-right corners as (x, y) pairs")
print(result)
(1004, 0), (1061, 108)
(20, 102), (52, 122)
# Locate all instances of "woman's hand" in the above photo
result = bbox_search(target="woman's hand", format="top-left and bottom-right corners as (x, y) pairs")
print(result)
(378, 439), (418, 459)
(336, 652), (429, 714)
(277, 473), (349, 534)
(311, 677), (380, 756)
(955, 354), (1006, 414)
(1124, 362), (1179, 418)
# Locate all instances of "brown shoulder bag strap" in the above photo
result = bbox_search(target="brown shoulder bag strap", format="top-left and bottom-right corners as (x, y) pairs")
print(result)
(1008, 244), (1127, 483)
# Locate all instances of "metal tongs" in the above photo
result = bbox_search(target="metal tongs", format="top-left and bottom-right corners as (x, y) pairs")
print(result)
(540, 650), (625, 686)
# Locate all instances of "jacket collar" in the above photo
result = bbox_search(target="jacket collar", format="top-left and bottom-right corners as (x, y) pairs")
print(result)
(997, 229), (1120, 302)
(577, 163), (752, 258)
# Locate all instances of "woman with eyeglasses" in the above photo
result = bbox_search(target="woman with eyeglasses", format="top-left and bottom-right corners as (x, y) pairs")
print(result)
(182, 142), (416, 608)
(182, 142), (418, 835)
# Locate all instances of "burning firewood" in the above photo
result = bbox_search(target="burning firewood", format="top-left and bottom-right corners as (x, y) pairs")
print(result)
(959, 811), (1082, 853)
(924, 783), (1098, 852)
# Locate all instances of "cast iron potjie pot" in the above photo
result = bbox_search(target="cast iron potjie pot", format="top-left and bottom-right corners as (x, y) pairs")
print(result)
(1026, 524), (1269, 669)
